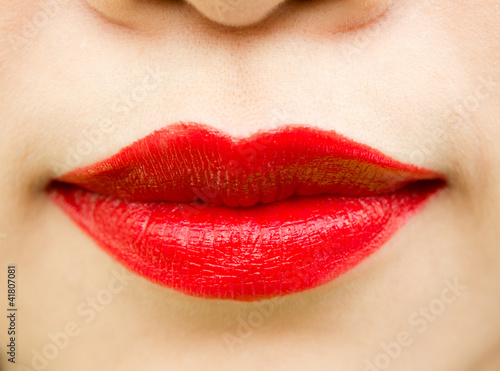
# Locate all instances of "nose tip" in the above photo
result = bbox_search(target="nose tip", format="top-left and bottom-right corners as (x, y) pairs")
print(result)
(184, 0), (287, 27)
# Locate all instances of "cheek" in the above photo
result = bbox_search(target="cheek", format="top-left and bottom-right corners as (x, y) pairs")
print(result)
(433, 0), (500, 72)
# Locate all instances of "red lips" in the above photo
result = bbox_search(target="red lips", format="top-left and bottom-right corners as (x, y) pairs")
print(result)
(48, 123), (444, 300)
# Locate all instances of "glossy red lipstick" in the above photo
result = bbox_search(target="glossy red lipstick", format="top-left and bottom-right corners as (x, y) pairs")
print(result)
(48, 123), (444, 300)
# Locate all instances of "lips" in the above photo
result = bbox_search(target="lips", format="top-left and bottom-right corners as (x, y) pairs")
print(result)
(48, 123), (445, 301)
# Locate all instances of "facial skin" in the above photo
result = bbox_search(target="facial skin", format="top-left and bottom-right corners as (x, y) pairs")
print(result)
(0, 0), (499, 370)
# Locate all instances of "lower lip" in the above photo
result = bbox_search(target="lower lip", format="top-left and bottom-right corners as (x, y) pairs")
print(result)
(49, 180), (443, 301)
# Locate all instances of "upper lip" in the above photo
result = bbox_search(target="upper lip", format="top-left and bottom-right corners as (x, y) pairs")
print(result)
(52, 123), (442, 206)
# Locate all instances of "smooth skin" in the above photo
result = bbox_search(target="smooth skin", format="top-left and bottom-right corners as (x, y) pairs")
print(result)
(1, 0), (500, 370)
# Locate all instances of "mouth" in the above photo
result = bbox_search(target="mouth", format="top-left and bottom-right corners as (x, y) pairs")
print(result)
(47, 123), (445, 301)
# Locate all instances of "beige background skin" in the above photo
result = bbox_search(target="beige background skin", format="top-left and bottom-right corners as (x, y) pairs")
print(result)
(0, 0), (499, 370)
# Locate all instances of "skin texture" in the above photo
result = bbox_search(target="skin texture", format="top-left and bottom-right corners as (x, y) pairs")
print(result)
(0, 0), (499, 370)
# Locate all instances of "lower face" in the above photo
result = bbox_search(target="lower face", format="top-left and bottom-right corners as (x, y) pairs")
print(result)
(1, 1), (500, 371)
